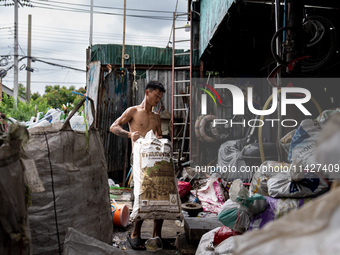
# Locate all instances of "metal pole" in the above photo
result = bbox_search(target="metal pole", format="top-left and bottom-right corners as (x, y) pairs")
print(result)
(14, 0), (19, 108)
(275, 0), (281, 61)
(275, 0), (282, 162)
(121, 0), (126, 69)
(89, 0), (93, 46)
(26, 14), (32, 103)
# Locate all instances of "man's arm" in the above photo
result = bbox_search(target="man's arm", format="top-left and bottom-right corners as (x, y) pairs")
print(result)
(110, 107), (140, 141)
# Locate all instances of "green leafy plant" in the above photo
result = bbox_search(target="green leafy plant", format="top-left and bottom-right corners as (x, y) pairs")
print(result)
(0, 85), (86, 122)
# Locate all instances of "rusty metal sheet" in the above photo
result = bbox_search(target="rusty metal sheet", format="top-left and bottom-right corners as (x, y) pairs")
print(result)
(97, 71), (130, 181)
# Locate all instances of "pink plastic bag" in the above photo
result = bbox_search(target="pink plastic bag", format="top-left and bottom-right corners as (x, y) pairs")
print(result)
(192, 175), (226, 213)
(178, 181), (192, 199)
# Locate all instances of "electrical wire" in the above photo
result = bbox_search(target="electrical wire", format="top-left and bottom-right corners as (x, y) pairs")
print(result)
(30, 58), (85, 72)
(31, 56), (84, 63)
(2, 54), (84, 66)
(271, 26), (295, 65)
(18, 24), (174, 40)
(133, 0), (180, 79)
(271, 16), (337, 73)
(300, 16), (337, 73)
(0, 26), (13, 30)
(1, 0), (187, 89)
(29, 1), (186, 21)
(3, 24), (182, 62)
(18, 34), (171, 45)
(33, 0), (180, 14)
(12, 24), (179, 46)
(4, 55), (85, 72)
(5, 80), (85, 84)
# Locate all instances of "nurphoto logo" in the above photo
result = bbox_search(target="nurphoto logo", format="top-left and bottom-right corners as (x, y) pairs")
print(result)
(200, 84), (312, 128)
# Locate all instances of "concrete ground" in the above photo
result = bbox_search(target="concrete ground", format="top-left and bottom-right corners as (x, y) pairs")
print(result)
(112, 219), (190, 254)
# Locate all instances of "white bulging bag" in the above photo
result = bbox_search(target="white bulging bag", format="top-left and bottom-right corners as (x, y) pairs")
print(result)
(131, 130), (182, 220)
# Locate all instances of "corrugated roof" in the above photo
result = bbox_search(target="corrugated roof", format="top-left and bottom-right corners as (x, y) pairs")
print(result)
(90, 44), (199, 66)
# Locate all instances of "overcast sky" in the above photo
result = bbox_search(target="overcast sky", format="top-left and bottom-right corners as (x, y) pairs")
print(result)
(0, 0), (189, 96)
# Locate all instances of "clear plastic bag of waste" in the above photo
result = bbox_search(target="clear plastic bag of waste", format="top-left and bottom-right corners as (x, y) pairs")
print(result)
(145, 236), (163, 251)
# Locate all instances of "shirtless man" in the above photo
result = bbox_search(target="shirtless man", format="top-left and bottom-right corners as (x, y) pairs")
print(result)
(110, 81), (165, 250)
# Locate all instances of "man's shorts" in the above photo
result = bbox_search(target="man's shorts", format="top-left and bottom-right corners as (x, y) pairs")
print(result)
(130, 153), (134, 188)
(130, 153), (134, 207)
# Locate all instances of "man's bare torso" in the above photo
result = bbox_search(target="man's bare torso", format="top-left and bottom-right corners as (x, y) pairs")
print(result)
(129, 105), (160, 138)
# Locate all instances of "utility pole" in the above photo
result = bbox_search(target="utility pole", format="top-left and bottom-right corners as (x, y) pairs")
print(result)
(87, 0), (94, 68)
(26, 14), (32, 103)
(14, 0), (19, 108)
(121, 0), (126, 69)
(89, 0), (93, 46)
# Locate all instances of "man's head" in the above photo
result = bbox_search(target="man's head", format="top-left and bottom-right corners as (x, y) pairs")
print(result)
(145, 80), (165, 107)
(145, 80), (166, 93)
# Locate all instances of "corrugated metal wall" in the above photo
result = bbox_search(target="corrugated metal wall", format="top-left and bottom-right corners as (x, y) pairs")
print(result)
(91, 44), (200, 67)
(131, 69), (187, 113)
(98, 70), (130, 182)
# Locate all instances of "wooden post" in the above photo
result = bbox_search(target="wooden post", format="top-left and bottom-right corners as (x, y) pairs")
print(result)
(121, 0), (126, 69)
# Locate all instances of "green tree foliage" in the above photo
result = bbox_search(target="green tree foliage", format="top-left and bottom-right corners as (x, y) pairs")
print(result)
(0, 85), (86, 122)
(0, 93), (51, 122)
(18, 83), (26, 98)
(31, 92), (41, 101)
(44, 85), (75, 109)
(43, 85), (86, 113)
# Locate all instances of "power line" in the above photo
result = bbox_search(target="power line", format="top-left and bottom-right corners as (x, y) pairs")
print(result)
(3, 49), (80, 62)
(30, 56), (84, 64)
(17, 25), (179, 41)
(33, 0), (180, 14)
(135, 0), (180, 79)
(17, 33), (172, 44)
(26, 50), (85, 59)
(5, 80), (85, 84)
(3, 56), (86, 72)
(6, 32), (177, 48)
(1, 53), (84, 64)
(19, 23), (175, 37)
(0, 26), (13, 30)
(29, 1), (185, 21)
(0, 0), (188, 83)
(10, 37), (170, 48)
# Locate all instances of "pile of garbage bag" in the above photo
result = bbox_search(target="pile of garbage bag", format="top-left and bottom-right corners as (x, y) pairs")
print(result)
(193, 109), (340, 254)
